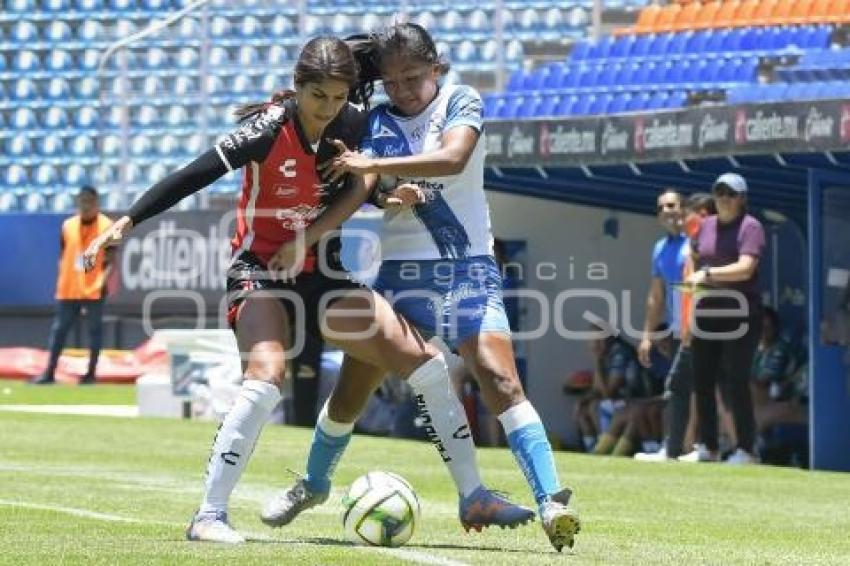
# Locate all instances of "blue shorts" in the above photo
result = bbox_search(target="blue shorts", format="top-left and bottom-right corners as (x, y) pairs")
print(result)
(373, 256), (511, 349)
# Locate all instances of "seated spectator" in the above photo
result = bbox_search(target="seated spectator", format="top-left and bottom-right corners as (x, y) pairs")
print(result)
(573, 322), (641, 453)
(751, 307), (808, 466)
(619, 324), (677, 456)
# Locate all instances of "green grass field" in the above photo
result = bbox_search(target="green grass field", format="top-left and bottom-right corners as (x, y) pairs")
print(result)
(1, 385), (849, 565)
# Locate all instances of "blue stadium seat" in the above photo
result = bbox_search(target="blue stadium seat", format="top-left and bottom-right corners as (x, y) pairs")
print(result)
(15, 51), (40, 73)
(648, 32), (674, 57)
(136, 105), (159, 127)
(12, 108), (37, 130)
(64, 164), (88, 187)
(554, 95), (577, 116)
(47, 50), (74, 72)
(536, 94), (559, 117)
(586, 36), (612, 59)
(722, 28), (744, 52)
(79, 49), (100, 71)
(166, 105), (189, 127)
(130, 135), (153, 156)
(102, 135), (122, 157)
(572, 94), (595, 115)
(177, 17), (200, 39)
(506, 70), (526, 92)
(210, 16), (231, 38)
(175, 47), (200, 68)
(739, 27), (760, 51)
(455, 41), (477, 63)
(43, 0), (71, 11)
(13, 79), (39, 101)
(235, 46), (258, 67)
(736, 57), (759, 82)
(46, 21), (73, 43)
(76, 77), (100, 98)
(468, 9), (489, 33)
(482, 94), (503, 119)
(34, 165), (58, 187)
(6, 136), (33, 157)
(668, 90), (688, 108)
(516, 96), (541, 118)
(185, 134), (204, 155)
(91, 164), (115, 187)
(608, 92), (630, 114)
(571, 41), (590, 61)
(704, 29), (727, 53)
(480, 40), (499, 64)
(499, 95), (525, 119)
(173, 76), (196, 96)
(505, 39), (523, 62)
(0, 53), (5, 72)
(40, 135), (64, 157)
(45, 77), (71, 100)
(114, 19), (138, 40)
(158, 135), (179, 156)
(144, 47), (170, 69)
(109, 0), (135, 11)
(668, 31), (689, 55)
(75, 0), (104, 11)
(141, 0), (170, 9)
(209, 46), (230, 67)
(238, 15), (264, 37)
(141, 76), (164, 97)
(13, 20), (39, 44)
(648, 91), (669, 110)
(631, 34), (651, 58)
(543, 63), (566, 90)
(684, 30), (709, 54)
(204, 75), (225, 95)
(70, 135), (94, 156)
(5, 165), (29, 188)
(232, 75), (254, 95)
(78, 22), (105, 46)
(610, 36), (634, 58)
(269, 15), (296, 38)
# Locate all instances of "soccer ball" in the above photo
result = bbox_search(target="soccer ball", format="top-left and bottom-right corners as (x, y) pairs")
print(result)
(341, 471), (420, 547)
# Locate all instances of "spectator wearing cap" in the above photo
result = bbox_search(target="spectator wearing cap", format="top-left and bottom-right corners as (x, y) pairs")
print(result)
(31, 186), (113, 385)
(683, 173), (766, 464)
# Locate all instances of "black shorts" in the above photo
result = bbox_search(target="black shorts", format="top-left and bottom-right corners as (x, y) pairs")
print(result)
(225, 251), (367, 335)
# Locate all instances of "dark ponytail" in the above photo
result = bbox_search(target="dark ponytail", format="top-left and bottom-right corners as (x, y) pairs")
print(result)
(234, 36), (359, 122)
(345, 33), (381, 108)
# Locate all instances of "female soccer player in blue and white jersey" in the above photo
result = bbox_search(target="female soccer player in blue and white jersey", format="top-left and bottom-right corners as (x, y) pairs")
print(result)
(263, 23), (580, 551)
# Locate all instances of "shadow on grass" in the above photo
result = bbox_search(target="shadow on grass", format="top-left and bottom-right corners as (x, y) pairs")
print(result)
(245, 535), (556, 556)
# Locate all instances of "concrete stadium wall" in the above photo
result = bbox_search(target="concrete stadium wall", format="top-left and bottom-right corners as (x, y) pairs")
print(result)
(487, 191), (660, 447)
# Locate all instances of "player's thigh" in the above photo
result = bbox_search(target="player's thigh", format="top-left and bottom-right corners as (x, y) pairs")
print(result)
(234, 292), (290, 385)
(323, 288), (435, 377)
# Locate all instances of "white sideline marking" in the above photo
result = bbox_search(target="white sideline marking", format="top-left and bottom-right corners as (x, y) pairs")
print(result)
(0, 405), (138, 417)
(0, 499), (171, 526)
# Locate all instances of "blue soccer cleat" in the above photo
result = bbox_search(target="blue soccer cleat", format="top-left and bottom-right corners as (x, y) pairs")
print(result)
(459, 485), (535, 532)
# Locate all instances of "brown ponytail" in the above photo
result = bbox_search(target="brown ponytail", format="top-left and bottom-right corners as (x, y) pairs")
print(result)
(233, 37), (359, 122)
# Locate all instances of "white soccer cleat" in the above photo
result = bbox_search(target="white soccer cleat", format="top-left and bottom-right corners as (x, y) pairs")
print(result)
(540, 488), (581, 552)
(186, 510), (245, 544)
(677, 444), (718, 463)
(634, 447), (671, 462)
(261, 478), (329, 528)
(725, 448), (757, 465)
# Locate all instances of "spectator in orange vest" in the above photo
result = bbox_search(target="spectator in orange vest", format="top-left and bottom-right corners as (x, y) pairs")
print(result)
(31, 186), (113, 385)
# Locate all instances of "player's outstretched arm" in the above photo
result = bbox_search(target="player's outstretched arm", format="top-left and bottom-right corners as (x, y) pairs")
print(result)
(82, 149), (229, 272)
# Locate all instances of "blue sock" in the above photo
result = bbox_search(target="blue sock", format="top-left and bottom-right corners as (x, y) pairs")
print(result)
(303, 402), (353, 494)
(499, 401), (561, 506)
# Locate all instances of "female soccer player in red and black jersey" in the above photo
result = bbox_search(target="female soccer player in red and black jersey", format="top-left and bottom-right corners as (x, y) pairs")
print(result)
(83, 36), (498, 544)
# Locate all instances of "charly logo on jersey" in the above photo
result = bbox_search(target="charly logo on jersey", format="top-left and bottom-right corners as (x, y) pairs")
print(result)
(279, 158), (297, 178)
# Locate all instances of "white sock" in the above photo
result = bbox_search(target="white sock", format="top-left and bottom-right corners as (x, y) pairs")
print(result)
(199, 379), (281, 515)
(407, 354), (482, 498)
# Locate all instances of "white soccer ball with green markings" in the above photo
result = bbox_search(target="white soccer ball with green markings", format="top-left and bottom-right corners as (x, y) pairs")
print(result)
(341, 471), (420, 547)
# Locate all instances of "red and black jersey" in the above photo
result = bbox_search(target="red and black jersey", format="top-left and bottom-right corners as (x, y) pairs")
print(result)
(127, 98), (367, 271)
(215, 100), (367, 268)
